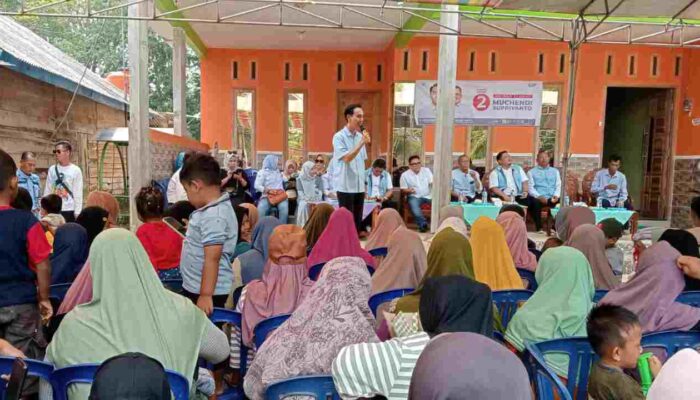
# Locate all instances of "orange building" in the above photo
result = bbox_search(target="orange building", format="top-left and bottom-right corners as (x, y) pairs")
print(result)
(200, 35), (700, 226)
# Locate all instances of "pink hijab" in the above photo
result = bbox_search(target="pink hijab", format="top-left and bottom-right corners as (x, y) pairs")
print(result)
(57, 262), (92, 315)
(496, 211), (537, 271)
(241, 225), (314, 347)
(307, 208), (375, 269)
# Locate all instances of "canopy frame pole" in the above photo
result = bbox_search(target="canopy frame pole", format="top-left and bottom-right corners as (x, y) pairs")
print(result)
(430, 3), (458, 233)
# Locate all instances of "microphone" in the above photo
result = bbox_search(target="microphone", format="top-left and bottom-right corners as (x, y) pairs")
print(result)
(360, 124), (365, 133)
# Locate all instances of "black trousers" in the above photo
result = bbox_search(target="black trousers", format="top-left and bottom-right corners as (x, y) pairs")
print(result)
(337, 191), (365, 233)
(516, 195), (543, 231)
(362, 199), (398, 230)
(60, 211), (76, 223)
(181, 289), (229, 308)
(450, 194), (476, 203)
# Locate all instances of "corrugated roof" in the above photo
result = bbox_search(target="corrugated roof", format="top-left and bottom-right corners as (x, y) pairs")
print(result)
(0, 16), (127, 110)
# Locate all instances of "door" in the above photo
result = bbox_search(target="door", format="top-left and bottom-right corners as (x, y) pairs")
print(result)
(641, 89), (674, 219)
(337, 91), (381, 163)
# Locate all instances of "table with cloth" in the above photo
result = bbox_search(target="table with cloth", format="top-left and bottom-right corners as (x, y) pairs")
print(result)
(550, 207), (638, 234)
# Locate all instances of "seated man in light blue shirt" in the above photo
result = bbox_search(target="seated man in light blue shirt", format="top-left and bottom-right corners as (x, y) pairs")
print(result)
(400, 155), (433, 232)
(489, 150), (543, 232)
(179, 153), (237, 315)
(591, 154), (632, 210)
(527, 150), (562, 208)
(451, 154), (482, 203)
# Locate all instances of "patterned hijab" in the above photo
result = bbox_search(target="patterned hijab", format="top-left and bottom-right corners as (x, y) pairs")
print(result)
(86, 191), (121, 227)
(307, 208), (374, 269)
(241, 225), (314, 347)
(505, 246), (594, 377)
(395, 228), (474, 313)
(243, 257), (378, 400)
(470, 217), (524, 291)
(600, 241), (700, 333)
(566, 224), (620, 290)
(371, 227), (427, 295)
(408, 333), (531, 400)
(496, 211), (537, 271)
(303, 203), (335, 251)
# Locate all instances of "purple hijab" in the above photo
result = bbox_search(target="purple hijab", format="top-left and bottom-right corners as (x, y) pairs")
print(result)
(600, 241), (700, 333)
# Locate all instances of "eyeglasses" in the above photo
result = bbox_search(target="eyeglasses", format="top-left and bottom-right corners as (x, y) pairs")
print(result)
(53, 149), (63, 154)
(315, 160), (325, 164)
(409, 162), (421, 166)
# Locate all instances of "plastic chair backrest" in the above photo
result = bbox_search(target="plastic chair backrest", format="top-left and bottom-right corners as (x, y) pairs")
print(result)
(516, 268), (537, 291)
(368, 247), (388, 257)
(210, 308), (249, 375)
(161, 278), (184, 293)
(367, 288), (415, 317)
(0, 356), (53, 399)
(641, 330), (700, 360)
(49, 283), (73, 302)
(254, 314), (292, 350)
(265, 375), (341, 400)
(309, 264), (374, 281)
(593, 290), (608, 303)
(50, 364), (189, 400)
(676, 291), (700, 307)
(491, 290), (534, 329)
(532, 337), (597, 400)
(523, 343), (573, 400)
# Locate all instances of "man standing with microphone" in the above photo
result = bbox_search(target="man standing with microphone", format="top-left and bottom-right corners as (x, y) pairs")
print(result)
(333, 104), (370, 234)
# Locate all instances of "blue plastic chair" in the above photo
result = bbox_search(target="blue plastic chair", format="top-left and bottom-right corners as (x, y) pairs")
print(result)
(523, 343), (573, 400)
(593, 289), (608, 303)
(368, 247), (388, 257)
(491, 290), (534, 329)
(161, 278), (183, 293)
(49, 283), (73, 302)
(530, 337), (597, 400)
(641, 330), (700, 360)
(516, 268), (537, 291)
(209, 308), (247, 400)
(265, 375), (340, 400)
(368, 288), (415, 317)
(254, 314), (292, 350)
(308, 263), (374, 281)
(676, 291), (700, 307)
(0, 356), (53, 400)
(50, 364), (189, 400)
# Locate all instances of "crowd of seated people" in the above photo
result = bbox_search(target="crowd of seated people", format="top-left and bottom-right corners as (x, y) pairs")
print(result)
(6, 144), (700, 400)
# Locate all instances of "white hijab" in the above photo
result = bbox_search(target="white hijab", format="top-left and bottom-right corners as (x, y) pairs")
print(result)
(647, 349), (700, 400)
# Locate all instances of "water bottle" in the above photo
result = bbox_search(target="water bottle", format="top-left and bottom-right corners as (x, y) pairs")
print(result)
(596, 196), (603, 208)
(481, 190), (488, 204)
(564, 195), (570, 206)
(638, 352), (653, 395)
(458, 192), (465, 203)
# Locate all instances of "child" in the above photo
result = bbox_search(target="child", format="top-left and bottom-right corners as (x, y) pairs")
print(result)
(165, 200), (196, 228)
(40, 194), (65, 247)
(135, 186), (183, 280)
(587, 304), (661, 400)
(178, 153), (237, 315)
(0, 149), (52, 360)
(599, 218), (625, 275)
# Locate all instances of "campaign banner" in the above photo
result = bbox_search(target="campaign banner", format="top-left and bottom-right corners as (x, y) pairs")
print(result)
(414, 80), (543, 126)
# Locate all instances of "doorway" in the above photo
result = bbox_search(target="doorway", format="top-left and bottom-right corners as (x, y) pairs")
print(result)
(602, 87), (674, 219)
(337, 91), (381, 163)
(285, 90), (307, 165)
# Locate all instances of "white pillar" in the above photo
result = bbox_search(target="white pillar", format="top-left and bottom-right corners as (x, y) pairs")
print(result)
(173, 27), (187, 137)
(430, 4), (459, 232)
(128, 0), (151, 230)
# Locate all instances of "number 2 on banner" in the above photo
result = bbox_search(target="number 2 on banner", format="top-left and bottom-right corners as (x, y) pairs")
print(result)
(473, 94), (490, 111)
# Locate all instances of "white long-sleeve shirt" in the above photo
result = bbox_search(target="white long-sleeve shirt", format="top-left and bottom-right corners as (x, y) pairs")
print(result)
(167, 169), (189, 203)
(44, 163), (83, 216)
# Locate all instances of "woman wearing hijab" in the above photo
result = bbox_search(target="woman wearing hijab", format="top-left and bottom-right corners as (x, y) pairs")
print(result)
(371, 227), (427, 295)
(394, 228), (474, 313)
(303, 203), (334, 253)
(647, 349), (700, 400)
(365, 208), (405, 267)
(438, 205), (463, 225)
(505, 246), (594, 377)
(496, 211), (537, 271)
(238, 203), (258, 243)
(333, 275), (493, 400)
(76, 206), (109, 248)
(307, 208), (375, 271)
(45, 229), (229, 399)
(50, 223), (88, 284)
(233, 205), (252, 257)
(295, 161), (324, 227)
(555, 206), (595, 242)
(566, 224), (620, 290)
(600, 241), (700, 333)
(230, 217), (282, 292)
(408, 332), (531, 400)
(86, 191), (121, 228)
(255, 155), (288, 223)
(658, 229), (700, 291)
(243, 257), (378, 400)
(282, 159), (299, 216)
(470, 217), (524, 291)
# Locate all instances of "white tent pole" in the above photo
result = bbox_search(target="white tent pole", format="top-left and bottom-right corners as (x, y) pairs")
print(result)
(128, 0), (150, 230)
(561, 18), (583, 202)
(430, 3), (458, 232)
